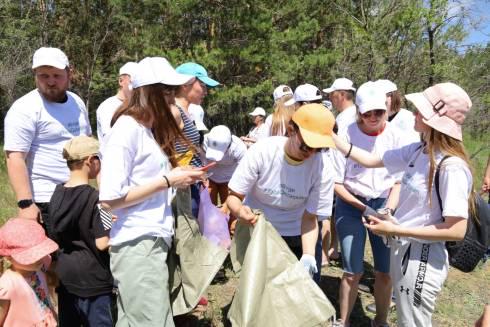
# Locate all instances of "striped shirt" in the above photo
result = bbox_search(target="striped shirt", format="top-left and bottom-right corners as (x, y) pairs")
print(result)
(175, 105), (203, 167)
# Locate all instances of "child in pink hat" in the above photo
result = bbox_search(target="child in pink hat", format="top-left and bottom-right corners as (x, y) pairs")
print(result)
(0, 218), (59, 326)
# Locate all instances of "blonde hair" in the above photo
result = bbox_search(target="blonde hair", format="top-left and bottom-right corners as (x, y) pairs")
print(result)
(271, 95), (295, 136)
(425, 128), (477, 216)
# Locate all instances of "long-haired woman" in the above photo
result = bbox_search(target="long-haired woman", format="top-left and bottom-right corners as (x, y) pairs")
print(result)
(332, 82), (407, 327)
(266, 85), (295, 136)
(100, 57), (205, 326)
(332, 82), (474, 327)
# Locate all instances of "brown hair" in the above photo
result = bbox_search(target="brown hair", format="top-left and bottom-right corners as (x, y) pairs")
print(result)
(111, 84), (189, 167)
(425, 128), (476, 216)
(388, 90), (402, 114)
(271, 95), (295, 136)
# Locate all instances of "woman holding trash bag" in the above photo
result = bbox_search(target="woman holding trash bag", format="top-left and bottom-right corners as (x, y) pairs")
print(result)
(100, 57), (205, 326)
(226, 103), (336, 282)
(331, 82), (474, 327)
(332, 82), (408, 327)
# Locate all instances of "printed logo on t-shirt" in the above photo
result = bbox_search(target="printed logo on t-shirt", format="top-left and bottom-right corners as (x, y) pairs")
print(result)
(402, 172), (422, 199)
(66, 121), (81, 135)
(262, 183), (306, 201)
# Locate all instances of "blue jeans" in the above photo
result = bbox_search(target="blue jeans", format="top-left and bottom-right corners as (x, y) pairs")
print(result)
(58, 286), (113, 327)
(335, 196), (390, 274)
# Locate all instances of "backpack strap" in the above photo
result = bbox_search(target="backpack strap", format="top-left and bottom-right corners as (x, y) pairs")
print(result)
(434, 155), (452, 220)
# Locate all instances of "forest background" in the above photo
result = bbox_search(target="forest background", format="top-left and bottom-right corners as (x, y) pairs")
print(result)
(0, 0), (489, 140)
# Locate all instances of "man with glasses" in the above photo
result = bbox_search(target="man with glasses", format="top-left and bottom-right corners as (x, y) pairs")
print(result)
(226, 104), (336, 282)
(4, 47), (91, 225)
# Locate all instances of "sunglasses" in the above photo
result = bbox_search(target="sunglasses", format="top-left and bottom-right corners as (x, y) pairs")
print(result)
(361, 109), (385, 119)
(297, 136), (322, 153)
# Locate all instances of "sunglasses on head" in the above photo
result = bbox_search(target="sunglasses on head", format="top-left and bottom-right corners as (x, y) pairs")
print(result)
(361, 109), (385, 119)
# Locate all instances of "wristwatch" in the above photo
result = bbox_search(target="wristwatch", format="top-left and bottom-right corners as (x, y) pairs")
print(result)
(17, 199), (33, 209)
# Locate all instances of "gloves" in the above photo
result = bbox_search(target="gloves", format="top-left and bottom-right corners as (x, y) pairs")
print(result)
(300, 254), (317, 278)
(362, 205), (378, 218)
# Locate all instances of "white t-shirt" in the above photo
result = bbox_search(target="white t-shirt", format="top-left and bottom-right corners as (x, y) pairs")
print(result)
(247, 123), (270, 141)
(4, 89), (92, 202)
(204, 135), (247, 183)
(99, 115), (174, 246)
(335, 105), (357, 131)
(389, 108), (420, 144)
(228, 136), (334, 236)
(333, 122), (405, 199)
(96, 95), (123, 141)
(383, 143), (472, 236)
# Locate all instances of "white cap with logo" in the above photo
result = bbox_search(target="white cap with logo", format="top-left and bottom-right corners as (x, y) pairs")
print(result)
(131, 57), (194, 89)
(284, 83), (322, 106)
(189, 104), (208, 131)
(249, 107), (266, 116)
(355, 81), (387, 114)
(375, 79), (398, 94)
(204, 125), (232, 162)
(273, 85), (293, 101)
(323, 78), (356, 93)
(119, 62), (138, 77)
(32, 47), (69, 70)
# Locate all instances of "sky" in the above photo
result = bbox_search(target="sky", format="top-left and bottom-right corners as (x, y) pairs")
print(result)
(462, 0), (490, 45)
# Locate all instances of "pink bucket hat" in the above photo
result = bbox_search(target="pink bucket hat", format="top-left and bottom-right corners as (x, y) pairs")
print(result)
(0, 218), (58, 265)
(405, 82), (471, 141)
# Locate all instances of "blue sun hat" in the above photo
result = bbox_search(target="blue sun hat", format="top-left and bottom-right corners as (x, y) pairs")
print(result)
(176, 62), (220, 87)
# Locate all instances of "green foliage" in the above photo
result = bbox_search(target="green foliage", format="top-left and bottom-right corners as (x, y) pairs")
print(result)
(0, 0), (488, 137)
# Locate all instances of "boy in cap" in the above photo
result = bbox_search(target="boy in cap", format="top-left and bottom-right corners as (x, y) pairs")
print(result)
(0, 218), (59, 326)
(4, 47), (92, 225)
(48, 135), (114, 326)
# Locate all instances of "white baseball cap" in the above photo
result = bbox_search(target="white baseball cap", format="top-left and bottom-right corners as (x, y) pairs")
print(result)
(249, 107), (266, 116)
(32, 47), (69, 70)
(284, 83), (322, 106)
(273, 85), (293, 101)
(355, 81), (387, 114)
(204, 125), (232, 162)
(119, 62), (138, 77)
(189, 104), (208, 131)
(131, 57), (194, 89)
(375, 79), (398, 94)
(323, 78), (356, 93)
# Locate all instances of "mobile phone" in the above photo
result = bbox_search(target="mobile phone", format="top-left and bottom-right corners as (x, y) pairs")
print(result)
(198, 162), (217, 171)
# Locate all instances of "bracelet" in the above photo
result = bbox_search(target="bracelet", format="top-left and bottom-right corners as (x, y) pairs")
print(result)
(163, 175), (171, 188)
(345, 143), (353, 158)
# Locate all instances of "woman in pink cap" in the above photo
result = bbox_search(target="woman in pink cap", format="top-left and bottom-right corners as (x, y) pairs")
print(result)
(331, 82), (475, 327)
(0, 218), (59, 326)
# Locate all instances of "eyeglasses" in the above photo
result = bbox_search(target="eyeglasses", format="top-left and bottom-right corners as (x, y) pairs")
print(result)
(361, 109), (385, 119)
(296, 133), (322, 153)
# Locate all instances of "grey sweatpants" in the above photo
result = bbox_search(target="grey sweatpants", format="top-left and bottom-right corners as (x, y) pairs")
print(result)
(390, 239), (449, 327)
(110, 236), (174, 327)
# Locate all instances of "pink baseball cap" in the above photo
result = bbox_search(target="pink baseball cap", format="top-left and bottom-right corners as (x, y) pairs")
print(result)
(405, 82), (472, 141)
(0, 218), (58, 265)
